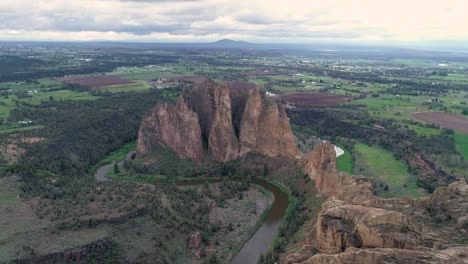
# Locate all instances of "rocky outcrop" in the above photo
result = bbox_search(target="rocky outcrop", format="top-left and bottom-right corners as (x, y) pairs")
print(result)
(287, 247), (468, 264)
(182, 82), (239, 162)
(289, 142), (468, 264)
(136, 96), (204, 163)
(312, 199), (421, 254)
(137, 80), (302, 163)
(239, 87), (302, 159)
(303, 142), (339, 196)
(186, 231), (202, 250)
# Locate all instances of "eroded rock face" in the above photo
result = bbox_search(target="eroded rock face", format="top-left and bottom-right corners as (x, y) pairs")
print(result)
(136, 97), (204, 163)
(239, 87), (302, 159)
(312, 199), (420, 254)
(290, 143), (468, 264)
(287, 247), (468, 264)
(303, 142), (339, 196)
(186, 231), (202, 250)
(137, 80), (301, 163)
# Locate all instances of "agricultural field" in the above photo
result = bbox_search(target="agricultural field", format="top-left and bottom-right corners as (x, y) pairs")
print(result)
(275, 92), (353, 106)
(336, 145), (353, 174)
(454, 132), (468, 160)
(353, 143), (427, 198)
(412, 112), (468, 134)
(58, 75), (138, 88)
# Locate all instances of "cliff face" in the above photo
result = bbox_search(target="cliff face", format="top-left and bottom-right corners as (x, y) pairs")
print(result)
(303, 142), (338, 196)
(137, 80), (301, 163)
(239, 88), (302, 159)
(288, 142), (468, 264)
(136, 97), (204, 163)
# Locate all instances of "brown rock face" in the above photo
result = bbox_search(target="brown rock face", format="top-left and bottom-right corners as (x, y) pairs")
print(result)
(312, 199), (420, 254)
(290, 143), (468, 264)
(239, 88), (302, 159)
(182, 81), (239, 161)
(287, 247), (468, 264)
(136, 97), (204, 163)
(137, 80), (301, 163)
(186, 231), (202, 250)
(303, 142), (339, 196)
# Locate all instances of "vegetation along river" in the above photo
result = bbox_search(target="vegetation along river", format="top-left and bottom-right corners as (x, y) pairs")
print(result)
(94, 151), (289, 264)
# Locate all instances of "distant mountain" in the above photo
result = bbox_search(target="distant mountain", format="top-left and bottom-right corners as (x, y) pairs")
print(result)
(208, 39), (253, 48)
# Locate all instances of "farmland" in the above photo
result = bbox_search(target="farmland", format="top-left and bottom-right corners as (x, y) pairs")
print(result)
(275, 92), (353, 106)
(412, 112), (468, 133)
(58, 75), (138, 89)
(353, 143), (426, 198)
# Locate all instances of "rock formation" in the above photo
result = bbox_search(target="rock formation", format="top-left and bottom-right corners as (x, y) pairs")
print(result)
(136, 96), (204, 163)
(137, 80), (302, 163)
(303, 142), (339, 196)
(239, 87), (302, 159)
(186, 231), (202, 250)
(288, 142), (468, 264)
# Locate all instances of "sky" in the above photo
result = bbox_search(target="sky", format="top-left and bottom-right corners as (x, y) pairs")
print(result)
(1, 0), (468, 45)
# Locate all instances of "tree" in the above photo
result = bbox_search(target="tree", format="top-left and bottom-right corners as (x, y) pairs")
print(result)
(114, 163), (120, 174)
(204, 252), (220, 264)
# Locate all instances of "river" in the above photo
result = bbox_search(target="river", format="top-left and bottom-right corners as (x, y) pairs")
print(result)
(94, 152), (289, 264)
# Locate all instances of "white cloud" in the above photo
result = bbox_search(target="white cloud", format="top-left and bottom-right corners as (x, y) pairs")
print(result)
(0, 0), (467, 42)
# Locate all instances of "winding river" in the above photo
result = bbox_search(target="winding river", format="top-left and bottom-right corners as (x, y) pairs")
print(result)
(94, 151), (289, 264)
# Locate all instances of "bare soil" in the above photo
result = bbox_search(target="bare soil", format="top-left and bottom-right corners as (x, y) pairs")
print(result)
(227, 81), (257, 93)
(169, 76), (208, 84)
(57, 75), (138, 88)
(412, 112), (468, 133)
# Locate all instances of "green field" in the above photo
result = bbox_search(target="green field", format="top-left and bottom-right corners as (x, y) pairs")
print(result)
(89, 141), (136, 173)
(353, 143), (426, 197)
(101, 82), (151, 93)
(336, 145), (353, 174)
(454, 132), (468, 160)
(22, 90), (98, 104)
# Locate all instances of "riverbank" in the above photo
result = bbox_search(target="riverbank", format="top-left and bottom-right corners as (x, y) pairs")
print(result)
(94, 151), (290, 264)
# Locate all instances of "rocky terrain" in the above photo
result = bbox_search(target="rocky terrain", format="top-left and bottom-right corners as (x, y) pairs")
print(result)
(136, 79), (302, 163)
(288, 142), (468, 264)
(137, 80), (468, 263)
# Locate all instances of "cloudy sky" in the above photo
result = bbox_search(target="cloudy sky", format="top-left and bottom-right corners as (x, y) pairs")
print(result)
(1, 0), (468, 44)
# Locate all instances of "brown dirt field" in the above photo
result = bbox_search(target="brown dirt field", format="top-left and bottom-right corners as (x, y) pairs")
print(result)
(412, 112), (468, 133)
(274, 92), (354, 106)
(227, 81), (257, 93)
(57, 75), (137, 88)
(169, 76), (208, 84)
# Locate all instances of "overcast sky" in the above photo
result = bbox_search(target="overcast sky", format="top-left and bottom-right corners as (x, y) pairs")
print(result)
(1, 0), (468, 44)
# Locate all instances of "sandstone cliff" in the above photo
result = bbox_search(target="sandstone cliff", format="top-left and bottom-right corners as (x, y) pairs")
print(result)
(288, 142), (468, 264)
(136, 96), (204, 163)
(303, 142), (339, 196)
(239, 87), (302, 159)
(137, 80), (301, 163)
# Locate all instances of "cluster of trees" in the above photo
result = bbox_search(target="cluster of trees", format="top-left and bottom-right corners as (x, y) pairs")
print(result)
(6, 88), (175, 198)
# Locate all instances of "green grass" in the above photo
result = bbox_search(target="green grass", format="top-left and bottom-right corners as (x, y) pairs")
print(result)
(0, 193), (16, 201)
(89, 141), (136, 173)
(21, 90), (98, 105)
(453, 132), (468, 160)
(354, 143), (426, 197)
(336, 145), (353, 174)
(0, 125), (44, 134)
(101, 82), (151, 93)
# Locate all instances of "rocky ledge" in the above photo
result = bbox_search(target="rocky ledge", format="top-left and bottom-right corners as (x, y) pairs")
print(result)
(288, 142), (468, 264)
